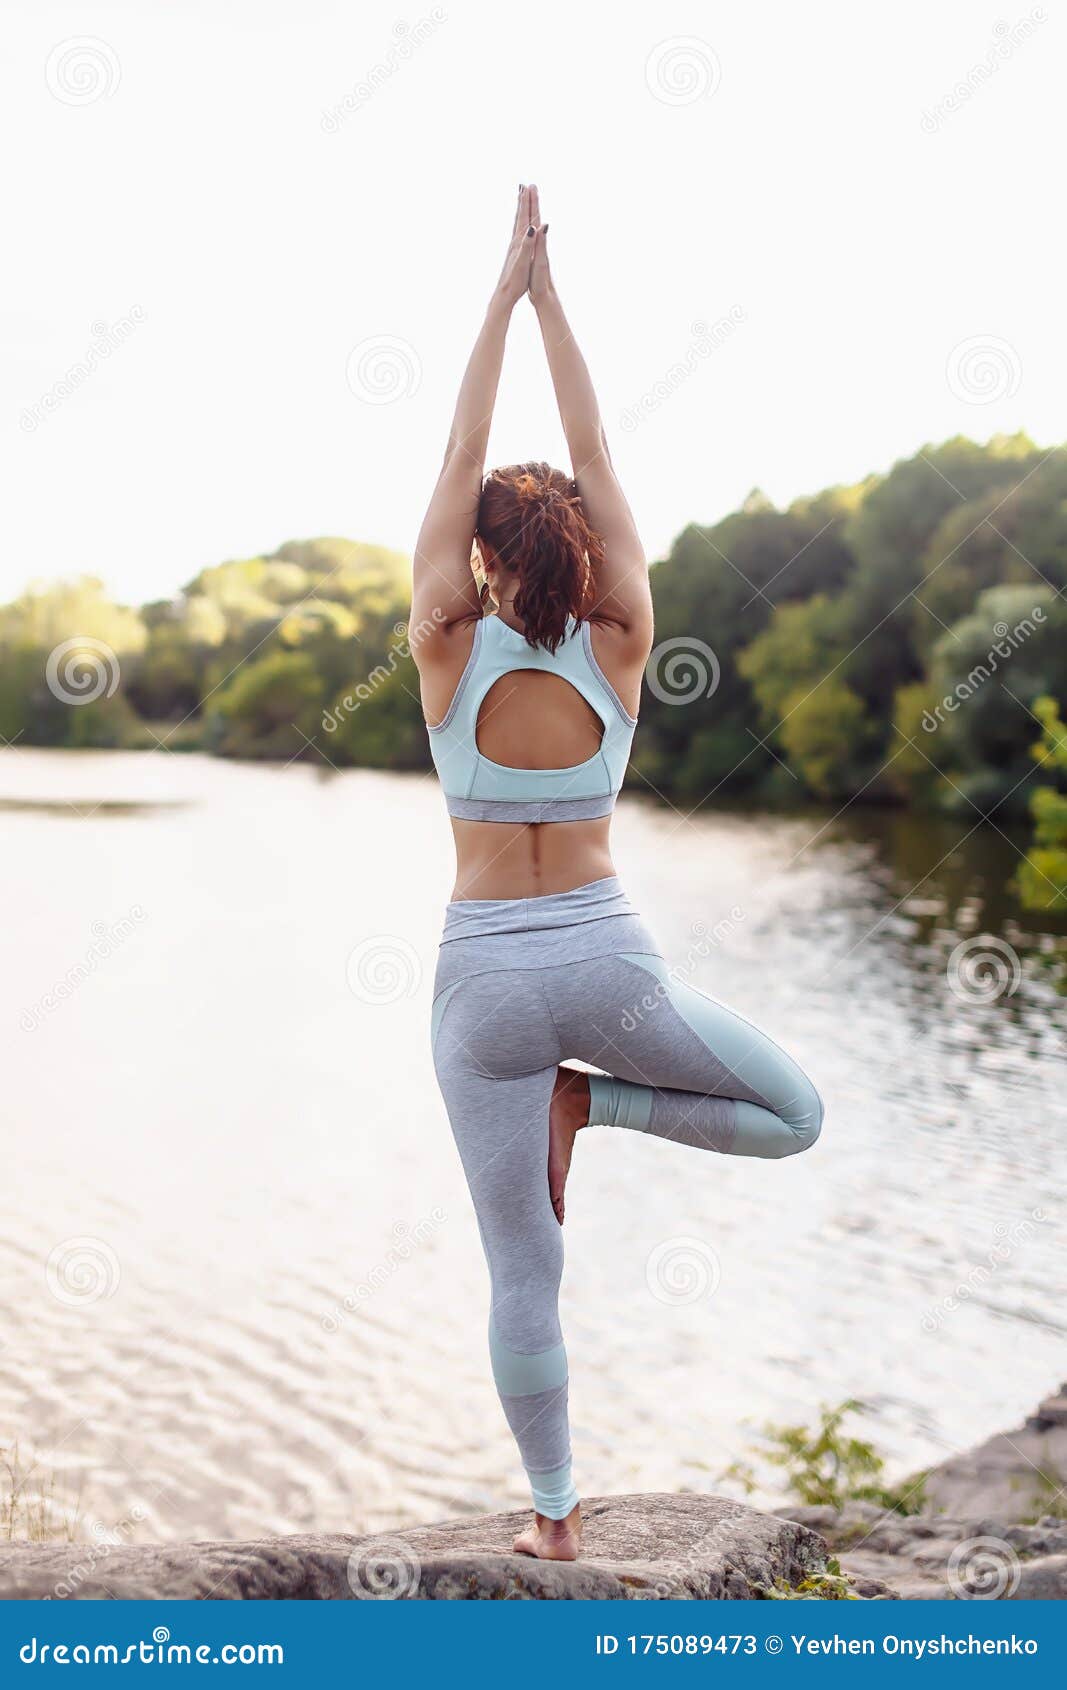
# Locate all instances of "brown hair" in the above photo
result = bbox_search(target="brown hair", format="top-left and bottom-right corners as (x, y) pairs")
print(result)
(475, 462), (604, 652)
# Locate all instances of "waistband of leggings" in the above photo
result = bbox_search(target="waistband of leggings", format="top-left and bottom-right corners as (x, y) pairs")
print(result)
(440, 875), (636, 943)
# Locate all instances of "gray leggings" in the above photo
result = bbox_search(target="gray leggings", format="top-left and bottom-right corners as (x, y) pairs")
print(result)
(431, 877), (823, 1520)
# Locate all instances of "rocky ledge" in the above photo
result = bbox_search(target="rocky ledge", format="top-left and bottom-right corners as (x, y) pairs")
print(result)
(0, 1493), (884, 1602)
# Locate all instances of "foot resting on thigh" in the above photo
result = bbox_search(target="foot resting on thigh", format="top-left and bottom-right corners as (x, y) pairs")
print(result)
(513, 1502), (582, 1560)
(548, 1067), (590, 1224)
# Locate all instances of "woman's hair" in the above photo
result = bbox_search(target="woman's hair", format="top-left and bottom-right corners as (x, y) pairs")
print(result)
(475, 462), (604, 652)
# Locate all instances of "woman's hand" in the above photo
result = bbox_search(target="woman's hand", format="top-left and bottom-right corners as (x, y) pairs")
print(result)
(527, 188), (554, 307)
(495, 184), (537, 308)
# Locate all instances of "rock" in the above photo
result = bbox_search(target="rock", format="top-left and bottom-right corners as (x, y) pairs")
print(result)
(0, 1493), (866, 1603)
(1013, 1556), (1067, 1600)
(915, 1386), (1067, 1520)
(1035, 1387), (1067, 1429)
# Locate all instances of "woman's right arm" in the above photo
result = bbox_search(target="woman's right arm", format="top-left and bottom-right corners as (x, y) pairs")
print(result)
(411, 188), (536, 663)
(528, 207), (652, 647)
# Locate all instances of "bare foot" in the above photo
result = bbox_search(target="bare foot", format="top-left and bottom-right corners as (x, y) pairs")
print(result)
(513, 1503), (582, 1560)
(548, 1067), (590, 1224)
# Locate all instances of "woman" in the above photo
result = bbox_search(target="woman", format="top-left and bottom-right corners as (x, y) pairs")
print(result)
(412, 186), (823, 1562)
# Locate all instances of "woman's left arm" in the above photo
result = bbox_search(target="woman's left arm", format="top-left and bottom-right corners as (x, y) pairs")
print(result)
(411, 188), (537, 657)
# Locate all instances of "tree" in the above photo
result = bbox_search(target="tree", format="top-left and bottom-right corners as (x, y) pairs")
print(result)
(1016, 697), (1067, 910)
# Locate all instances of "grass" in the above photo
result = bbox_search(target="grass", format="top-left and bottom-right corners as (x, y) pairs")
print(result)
(1, 1444), (81, 1542)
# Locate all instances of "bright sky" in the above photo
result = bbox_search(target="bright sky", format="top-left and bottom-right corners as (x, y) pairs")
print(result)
(5, 0), (1065, 604)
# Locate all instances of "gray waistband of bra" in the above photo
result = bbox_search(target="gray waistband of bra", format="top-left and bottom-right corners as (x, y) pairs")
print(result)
(446, 794), (615, 823)
(441, 875), (636, 942)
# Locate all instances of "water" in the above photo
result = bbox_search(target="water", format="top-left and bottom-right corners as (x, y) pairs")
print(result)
(2, 751), (1064, 1542)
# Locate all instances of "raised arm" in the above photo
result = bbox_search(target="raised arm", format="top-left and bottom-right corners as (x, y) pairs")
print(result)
(411, 188), (537, 654)
(528, 198), (652, 644)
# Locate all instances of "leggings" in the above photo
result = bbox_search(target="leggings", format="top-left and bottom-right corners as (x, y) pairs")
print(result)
(431, 876), (823, 1520)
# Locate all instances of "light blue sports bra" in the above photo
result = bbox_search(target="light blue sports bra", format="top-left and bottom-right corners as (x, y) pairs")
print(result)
(426, 615), (638, 823)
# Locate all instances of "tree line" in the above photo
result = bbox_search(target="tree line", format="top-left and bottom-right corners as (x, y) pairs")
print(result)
(1, 434), (1064, 907)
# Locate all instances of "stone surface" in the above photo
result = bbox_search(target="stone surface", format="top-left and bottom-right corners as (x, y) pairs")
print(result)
(916, 1382), (1067, 1520)
(788, 1502), (1067, 1601)
(0, 1494), (846, 1602)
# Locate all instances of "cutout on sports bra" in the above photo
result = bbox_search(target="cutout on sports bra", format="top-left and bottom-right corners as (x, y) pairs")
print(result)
(475, 672), (605, 771)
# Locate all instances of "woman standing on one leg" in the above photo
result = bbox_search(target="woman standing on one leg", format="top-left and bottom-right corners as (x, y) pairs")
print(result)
(413, 186), (823, 1562)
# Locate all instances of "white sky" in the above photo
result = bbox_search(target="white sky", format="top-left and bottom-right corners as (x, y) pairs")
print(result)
(4, 0), (1065, 604)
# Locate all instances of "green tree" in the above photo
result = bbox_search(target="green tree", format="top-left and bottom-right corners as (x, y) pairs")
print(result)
(1016, 696), (1067, 910)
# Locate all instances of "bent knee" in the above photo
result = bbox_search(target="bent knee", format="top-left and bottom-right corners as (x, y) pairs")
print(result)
(783, 1081), (824, 1155)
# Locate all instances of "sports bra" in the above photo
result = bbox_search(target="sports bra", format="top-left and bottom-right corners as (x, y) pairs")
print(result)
(426, 614), (638, 823)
